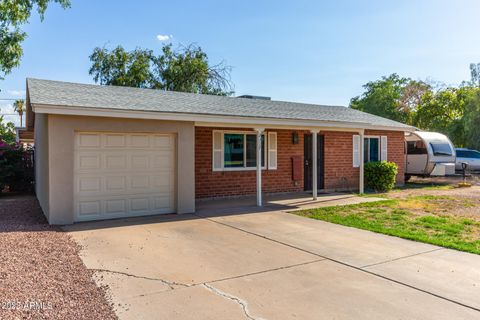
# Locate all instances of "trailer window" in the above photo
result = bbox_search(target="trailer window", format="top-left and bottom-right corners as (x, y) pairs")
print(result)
(407, 141), (427, 155)
(430, 143), (453, 156)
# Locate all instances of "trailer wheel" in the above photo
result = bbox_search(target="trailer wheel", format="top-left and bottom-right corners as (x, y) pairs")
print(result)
(405, 174), (412, 182)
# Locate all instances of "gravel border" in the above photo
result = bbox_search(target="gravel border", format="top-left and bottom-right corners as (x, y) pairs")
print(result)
(0, 195), (117, 320)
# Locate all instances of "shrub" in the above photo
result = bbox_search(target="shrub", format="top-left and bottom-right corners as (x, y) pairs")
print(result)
(0, 140), (34, 193)
(364, 161), (398, 192)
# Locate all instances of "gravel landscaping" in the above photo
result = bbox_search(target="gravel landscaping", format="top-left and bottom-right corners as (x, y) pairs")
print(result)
(0, 195), (116, 320)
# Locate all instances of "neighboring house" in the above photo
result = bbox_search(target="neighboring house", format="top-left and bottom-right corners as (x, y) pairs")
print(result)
(25, 78), (415, 224)
(15, 127), (35, 146)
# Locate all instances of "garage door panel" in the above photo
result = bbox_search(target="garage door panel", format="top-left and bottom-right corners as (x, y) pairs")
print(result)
(153, 196), (173, 210)
(129, 134), (150, 148)
(153, 155), (173, 169)
(152, 135), (174, 149)
(78, 176), (101, 193)
(78, 200), (102, 217)
(74, 132), (176, 222)
(152, 174), (174, 187)
(105, 199), (127, 215)
(105, 134), (127, 147)
(105, 154), (127, 169)
(77, 154), (101, 170)
(105, 176), (127, 192)
(130, 198), (150, 212)
(77, 133), (101, 148)
(130, 175), (150, 189)
(131, 155), (149, 169)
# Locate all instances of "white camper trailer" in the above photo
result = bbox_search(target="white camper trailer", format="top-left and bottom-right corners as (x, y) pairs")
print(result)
(405, 131), (456, 179)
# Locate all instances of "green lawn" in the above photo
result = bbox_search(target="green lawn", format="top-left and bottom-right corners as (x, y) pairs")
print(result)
(295, 195), (480, 255)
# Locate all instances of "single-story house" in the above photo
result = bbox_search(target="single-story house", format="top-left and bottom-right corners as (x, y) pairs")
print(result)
(25, 78), (416, 224)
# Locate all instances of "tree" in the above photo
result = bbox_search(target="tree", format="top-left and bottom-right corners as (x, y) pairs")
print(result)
(0, 0), (71, 82)
(0, 116), (16, 144)
(470, 63), (480, 87)
(89, 46), (154, 88)
(462, 87), (480, 149)
(13, 99), (25, 127)
(89, 44), (233, 96)
(413, 87), (469, 147)
(350, 74), (430, 125)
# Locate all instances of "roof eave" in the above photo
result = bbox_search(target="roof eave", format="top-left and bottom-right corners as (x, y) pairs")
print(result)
(31, 103), (416, 132)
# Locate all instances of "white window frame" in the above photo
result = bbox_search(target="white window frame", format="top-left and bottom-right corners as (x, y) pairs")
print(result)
(212, 130), (269, 171)
(364, 135), (381, 163)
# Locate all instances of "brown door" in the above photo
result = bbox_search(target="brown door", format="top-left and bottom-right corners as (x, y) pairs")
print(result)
(304, 134), (325, 191)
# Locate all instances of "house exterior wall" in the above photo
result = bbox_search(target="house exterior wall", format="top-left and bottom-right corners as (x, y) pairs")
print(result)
(195, 127), (306, 198)
(365, 129), (406, 185)
(44, 114), (195, 224)
(195, 127), (406, 199)
(323, 131), (359, 190)
(34, 113), (50, 218)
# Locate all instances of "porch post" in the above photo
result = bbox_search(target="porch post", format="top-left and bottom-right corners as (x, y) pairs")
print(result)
(311, 129), (320, 200)
(359, 130), (365, 194)
(255, 128), (264, 206)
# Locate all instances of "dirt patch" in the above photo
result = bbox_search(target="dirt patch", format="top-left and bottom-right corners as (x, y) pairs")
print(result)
(0, 195), (116, 320)
(375, 178), (480, 221)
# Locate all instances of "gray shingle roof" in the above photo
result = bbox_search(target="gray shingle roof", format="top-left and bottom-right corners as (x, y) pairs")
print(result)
(27, 78), (414, 130)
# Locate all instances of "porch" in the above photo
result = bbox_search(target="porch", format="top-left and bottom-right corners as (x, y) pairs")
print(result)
(196, 192), (384, 216)
(195, 127), (376, 208)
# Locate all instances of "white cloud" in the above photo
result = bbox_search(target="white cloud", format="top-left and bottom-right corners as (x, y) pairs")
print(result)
(7, 90), (25, 97)
(157, 34), (172, 41)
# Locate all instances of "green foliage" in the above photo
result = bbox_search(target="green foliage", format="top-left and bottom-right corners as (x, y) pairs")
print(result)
(89, 46), (154, 88)
(0, 116), (16, 144)
(0, 140), (34, 192)
(364, 161), (398, 192)
(296, 196), (480, 255)
(89, 44), (233, 96)
(13, 98), (25, 126)
(351, 67), (480, 149)
(350, 74), (430, 125)
(413, 87), (467, 146)
(470, 63), (480, 87)
(462, 88), (480, 150)
(0, 0), (71, 81)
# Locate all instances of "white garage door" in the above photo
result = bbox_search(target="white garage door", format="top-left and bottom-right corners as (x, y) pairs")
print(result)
(74, 132), (176, 222)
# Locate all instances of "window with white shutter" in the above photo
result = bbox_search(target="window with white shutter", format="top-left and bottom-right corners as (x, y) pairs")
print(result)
(212, 130), (267, 171)
(353, 135), (360, 167)
(268, 132), (277, 170)
(381, 136), (388, 161)
(212, 131), (223, 171)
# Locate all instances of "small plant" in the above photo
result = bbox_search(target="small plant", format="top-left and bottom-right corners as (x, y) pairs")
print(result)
(364, 161), (398, 192)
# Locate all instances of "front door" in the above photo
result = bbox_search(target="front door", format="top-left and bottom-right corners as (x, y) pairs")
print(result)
(304, 134), (325, 191)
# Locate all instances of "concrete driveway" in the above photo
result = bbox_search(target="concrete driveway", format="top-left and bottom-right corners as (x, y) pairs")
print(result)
(65, 202), (480, 320)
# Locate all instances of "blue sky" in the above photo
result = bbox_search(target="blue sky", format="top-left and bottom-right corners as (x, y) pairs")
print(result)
(1, 0), (480, 121)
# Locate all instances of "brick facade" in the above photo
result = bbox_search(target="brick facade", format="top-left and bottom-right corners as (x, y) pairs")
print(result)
(195, 127), (406, 199)
(195, 127), (306, 198)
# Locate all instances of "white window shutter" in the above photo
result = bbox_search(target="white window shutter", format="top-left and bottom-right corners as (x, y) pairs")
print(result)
(212, 131), (223, 170)
(381, 136), (388, 161)
(353, 135), (360, 167)
(268, 132), (277, 169)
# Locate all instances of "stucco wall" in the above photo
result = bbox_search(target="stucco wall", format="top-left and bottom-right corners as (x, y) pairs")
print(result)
(45, 114), (195, 224)
(34, 113), (49, 218)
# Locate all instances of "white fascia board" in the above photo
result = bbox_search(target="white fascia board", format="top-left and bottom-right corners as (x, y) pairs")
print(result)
(31, 103), (416, 132)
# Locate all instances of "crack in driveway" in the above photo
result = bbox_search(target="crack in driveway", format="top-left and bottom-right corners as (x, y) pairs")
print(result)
(360, 248), (445, 269)
(202, 283), (265, 320)
(90, 268), (190, 290)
